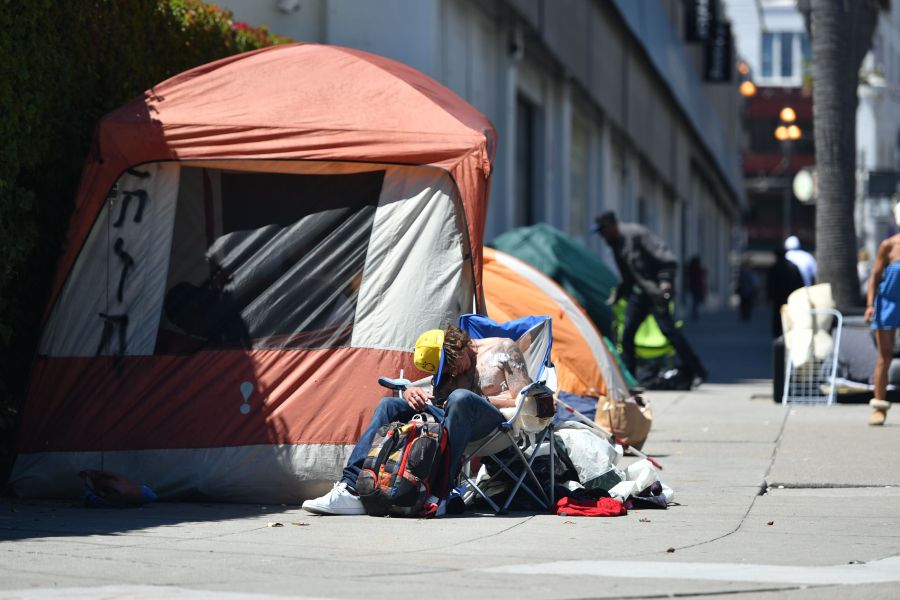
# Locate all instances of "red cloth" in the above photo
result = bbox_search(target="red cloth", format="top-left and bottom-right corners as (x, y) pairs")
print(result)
(555, 496), (627, 517)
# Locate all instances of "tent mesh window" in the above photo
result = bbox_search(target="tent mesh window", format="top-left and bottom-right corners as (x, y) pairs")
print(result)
(156, 167), (384, 353)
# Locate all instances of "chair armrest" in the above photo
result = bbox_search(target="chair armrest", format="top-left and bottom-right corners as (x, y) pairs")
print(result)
(502, 380), (554, 426)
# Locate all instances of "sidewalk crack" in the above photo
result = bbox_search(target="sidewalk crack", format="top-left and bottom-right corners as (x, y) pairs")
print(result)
(659, 408), (791, 554)
(562, 584), (815, 599)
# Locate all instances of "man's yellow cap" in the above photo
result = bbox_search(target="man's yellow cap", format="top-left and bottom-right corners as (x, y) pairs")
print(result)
(414, 329), (445, 383)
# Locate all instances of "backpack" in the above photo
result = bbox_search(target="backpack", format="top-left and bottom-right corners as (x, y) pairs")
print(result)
(355, 414), (450, 518)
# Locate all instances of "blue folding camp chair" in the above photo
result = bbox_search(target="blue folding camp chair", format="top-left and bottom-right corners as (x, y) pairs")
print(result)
(456, 314), (558, 513)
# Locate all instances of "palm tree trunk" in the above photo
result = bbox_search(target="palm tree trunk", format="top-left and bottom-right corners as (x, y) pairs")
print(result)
(809, 0), (879, 310)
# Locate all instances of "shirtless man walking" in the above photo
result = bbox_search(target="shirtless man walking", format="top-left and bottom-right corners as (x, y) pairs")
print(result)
(864, 206), (900, 425)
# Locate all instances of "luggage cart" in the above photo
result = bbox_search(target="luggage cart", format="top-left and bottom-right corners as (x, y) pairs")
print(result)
(782, 308), (843, 405)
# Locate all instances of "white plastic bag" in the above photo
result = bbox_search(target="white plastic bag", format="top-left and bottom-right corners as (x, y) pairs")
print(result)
(555, 423), (624, 489)
(607, 458), (661, 501)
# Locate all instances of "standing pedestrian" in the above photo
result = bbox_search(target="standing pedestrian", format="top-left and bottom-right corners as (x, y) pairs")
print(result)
(864, 228), (900, 426)
(686, 255), (707, 321)
(592, 211), (708, 387)
(784, 235), (817, 287)
(736, 258), (759, 322)
(766, 249), (804, 338)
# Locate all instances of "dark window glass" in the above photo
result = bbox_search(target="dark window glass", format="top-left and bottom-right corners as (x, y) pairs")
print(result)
(761, 32), (774, 77)
(157, 168), (384, 353)
(516, 95), (539, 226)
(780, 32), (794, 77)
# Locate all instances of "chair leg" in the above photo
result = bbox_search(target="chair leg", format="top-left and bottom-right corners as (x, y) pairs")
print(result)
(500, 457), (538, 512)
(500, 430), (551, 511)
(461, 471), (501, 513)
(469, 436), (548, 512)
(459, 426), (557, 514)
(483, 454), (547, 508)
(526, 432), (552, 507)
(457, 430), (505, 509)
(549, 423), (555, 506)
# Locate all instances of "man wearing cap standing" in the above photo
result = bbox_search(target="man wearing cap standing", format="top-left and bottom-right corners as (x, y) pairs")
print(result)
(302, 325), (531, 515)
(593, 210), (708, 386)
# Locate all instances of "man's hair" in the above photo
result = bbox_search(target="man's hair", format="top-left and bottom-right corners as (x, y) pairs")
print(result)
(595, 210), (617, 228)
(442, 325), (471, 375)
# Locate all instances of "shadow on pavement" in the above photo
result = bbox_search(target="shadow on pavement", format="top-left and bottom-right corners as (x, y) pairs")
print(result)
(680, 305), (774, 385)
(0, 498), (293, 542)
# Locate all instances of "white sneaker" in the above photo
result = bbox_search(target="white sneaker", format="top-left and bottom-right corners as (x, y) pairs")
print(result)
(302, 482), (365, 515)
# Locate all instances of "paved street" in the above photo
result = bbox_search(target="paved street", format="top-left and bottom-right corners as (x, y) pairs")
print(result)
(2, 306), (899, 599)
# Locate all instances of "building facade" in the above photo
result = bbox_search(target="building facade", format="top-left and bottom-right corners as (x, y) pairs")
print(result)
(220, 0), (745, 310)
(731, 0), (900, 272)
(727, 0), (815, 258)
(856, 3), (900, 258)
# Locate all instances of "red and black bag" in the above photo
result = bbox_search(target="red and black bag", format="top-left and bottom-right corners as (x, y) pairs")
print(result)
(355, 414), (450, 518)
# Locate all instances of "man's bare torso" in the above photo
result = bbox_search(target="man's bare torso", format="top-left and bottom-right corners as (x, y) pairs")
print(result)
(432, 336), (531, 409)
(885, 234), (900, 264)
(471, 337), (529, 398)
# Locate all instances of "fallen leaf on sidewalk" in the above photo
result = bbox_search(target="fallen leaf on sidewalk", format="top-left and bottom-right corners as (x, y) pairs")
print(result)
(563, 520), (575, 524)
(767, 521), (774, 526)
(266, 522), (283, 528)
(666, 547), (675, 553)
(639, 517), (651, 523)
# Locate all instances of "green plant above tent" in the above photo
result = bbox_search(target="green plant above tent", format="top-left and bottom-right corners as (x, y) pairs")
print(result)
(0, 0), (289, 421)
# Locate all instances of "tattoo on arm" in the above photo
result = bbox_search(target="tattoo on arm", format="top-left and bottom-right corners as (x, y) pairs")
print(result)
(504, 343), (532, 397)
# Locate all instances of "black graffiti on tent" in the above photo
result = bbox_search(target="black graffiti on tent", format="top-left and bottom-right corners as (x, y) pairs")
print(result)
(97, 170), (150, 360)
(113, 190), (148, 227)
(113, 237), (135, 303)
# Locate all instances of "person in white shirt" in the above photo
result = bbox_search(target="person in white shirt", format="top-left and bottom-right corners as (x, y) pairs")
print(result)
(784, 235), (817, 287)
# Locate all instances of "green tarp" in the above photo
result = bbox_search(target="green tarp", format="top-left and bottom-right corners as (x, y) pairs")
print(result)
(491, 223), (618, 338)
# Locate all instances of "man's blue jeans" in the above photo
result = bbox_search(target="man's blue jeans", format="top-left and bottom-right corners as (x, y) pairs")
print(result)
(340, 389), (505, 493)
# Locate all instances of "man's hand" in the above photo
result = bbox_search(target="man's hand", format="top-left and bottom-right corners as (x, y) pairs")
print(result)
(659, 281), (673, 302)
(403, 387), (432, 411)
(606, 290), (620, 306)
(865, 305), (875, 324)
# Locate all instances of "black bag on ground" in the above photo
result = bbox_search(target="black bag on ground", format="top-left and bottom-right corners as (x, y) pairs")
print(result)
(355, 414), (449, 517)
(643, 367), (692, 391)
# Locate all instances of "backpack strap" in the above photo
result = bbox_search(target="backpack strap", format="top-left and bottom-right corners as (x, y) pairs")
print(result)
(411, 412), (439, 424)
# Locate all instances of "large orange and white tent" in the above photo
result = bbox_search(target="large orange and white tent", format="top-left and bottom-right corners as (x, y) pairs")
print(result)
(483, 248), (630, 401)
(11, 44), (495, 503)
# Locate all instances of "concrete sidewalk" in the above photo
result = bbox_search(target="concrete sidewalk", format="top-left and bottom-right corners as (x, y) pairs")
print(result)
(2, 309), (899, 599)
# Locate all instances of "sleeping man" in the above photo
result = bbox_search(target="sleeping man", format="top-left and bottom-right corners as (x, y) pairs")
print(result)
(302, 324), (532, 515)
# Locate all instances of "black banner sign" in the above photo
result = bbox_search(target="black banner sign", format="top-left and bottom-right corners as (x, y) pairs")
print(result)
(685, 0), (717, 42)
(704, 20), (733, 82)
